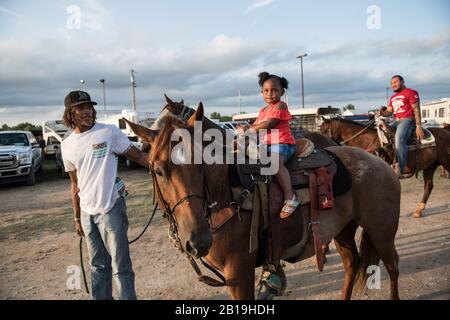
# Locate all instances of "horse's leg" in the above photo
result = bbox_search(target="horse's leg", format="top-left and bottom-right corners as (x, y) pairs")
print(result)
(369, 237), (400, 300)
(414, 161), (439, 218)
(334, 221), (359, 300)
(223, 261), (256, 300)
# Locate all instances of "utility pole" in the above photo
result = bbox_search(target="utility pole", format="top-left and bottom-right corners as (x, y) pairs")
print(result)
(238, 90), (242, 114)
(296, 53), (308, 109)
(80, 80), (86, 91)
(386, 87), (390, 106)
(99, 79), (106, 114)
(130, 69), (137, 111)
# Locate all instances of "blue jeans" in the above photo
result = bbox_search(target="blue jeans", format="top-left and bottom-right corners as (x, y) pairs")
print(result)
(81, 197), (136, 300)
(392, 118), (416, 174)
(267, 144), (296, 163)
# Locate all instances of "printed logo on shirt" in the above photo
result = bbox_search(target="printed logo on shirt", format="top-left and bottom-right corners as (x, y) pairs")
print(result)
(92, 141), (108, 159)
(391, 95), (406, 114)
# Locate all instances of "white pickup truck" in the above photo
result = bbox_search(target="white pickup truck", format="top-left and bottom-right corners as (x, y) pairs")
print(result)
(0, 131), (43, 185)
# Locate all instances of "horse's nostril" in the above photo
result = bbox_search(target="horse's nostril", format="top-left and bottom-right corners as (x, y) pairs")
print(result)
(186, 241), (198, 257)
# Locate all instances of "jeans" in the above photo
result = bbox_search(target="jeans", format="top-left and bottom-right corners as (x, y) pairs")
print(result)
(267, 144), (296, 162)
(81, 197), (137, 300)
(392, 118), (416, 174)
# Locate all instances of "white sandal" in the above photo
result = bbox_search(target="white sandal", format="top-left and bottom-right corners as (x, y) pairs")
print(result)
(280, 195), (300, 219)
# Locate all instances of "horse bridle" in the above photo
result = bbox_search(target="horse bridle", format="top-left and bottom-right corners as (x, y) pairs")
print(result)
(326, 117), (375, 145)
(324, 118), (341, 141)
(149, 159), (214, 253)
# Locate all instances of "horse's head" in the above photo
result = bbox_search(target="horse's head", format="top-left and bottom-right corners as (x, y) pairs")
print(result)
(125, 104), (212, 259)
(320, 117), (340, 141)
(320, 117), (331, 134)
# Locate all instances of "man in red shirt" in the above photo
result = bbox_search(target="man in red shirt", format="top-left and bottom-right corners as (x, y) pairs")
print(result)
(380, 75), (424, 178)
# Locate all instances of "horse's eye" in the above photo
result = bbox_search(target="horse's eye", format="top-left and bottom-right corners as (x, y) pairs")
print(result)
(155, 168), (163, 176)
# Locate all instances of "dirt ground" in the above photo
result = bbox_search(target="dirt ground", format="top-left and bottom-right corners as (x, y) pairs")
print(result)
(0, 159), (449, 300)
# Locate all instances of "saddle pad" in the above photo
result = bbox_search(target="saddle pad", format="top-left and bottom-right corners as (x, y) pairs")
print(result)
(324, 149), (352, 197)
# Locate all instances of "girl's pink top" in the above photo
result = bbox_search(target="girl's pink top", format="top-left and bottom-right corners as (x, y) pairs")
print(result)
(254, 101), (295, 145)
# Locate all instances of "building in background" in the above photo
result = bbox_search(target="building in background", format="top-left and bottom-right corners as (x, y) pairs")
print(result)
(422, 98), (450, 127)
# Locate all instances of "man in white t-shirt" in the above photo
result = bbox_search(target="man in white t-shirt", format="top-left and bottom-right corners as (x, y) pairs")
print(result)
(61, 90), (149, 300)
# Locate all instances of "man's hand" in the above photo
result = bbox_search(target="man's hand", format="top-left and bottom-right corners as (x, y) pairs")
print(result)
(75, 221), (85, 237)
(416, 126), (425, 141)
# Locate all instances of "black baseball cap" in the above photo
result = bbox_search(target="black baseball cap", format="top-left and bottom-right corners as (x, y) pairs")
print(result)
(64, 90), (97, 109)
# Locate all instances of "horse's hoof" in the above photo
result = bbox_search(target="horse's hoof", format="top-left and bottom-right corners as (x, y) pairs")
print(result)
(413, 203), (425, 218)
(413, 212), (423, 218)
(257, 286), (276, 300)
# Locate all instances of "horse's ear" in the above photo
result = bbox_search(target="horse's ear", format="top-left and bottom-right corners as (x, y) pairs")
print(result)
(123, 118), (158, 144)
(180, 99), (184, 105)
(164, 93), (175, 106)
(187, 102), (204, 128)
(164, 94), (183, 115)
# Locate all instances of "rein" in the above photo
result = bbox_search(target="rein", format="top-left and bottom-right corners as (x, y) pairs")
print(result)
(328, 118), (375, 145)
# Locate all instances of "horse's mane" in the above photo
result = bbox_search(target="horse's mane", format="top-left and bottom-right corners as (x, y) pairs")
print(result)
(150, 115), (187, 163)
(333, 117), (376, 132)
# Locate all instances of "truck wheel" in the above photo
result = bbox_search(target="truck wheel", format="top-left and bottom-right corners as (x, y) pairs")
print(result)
(26, 168), (36, 186)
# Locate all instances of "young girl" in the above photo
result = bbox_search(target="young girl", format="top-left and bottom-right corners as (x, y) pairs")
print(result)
(241, 72), (299, 219)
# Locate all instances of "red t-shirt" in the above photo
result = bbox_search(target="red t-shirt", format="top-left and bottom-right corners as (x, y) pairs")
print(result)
(254, 101), (295, 145)
(389, 88), (419, 119)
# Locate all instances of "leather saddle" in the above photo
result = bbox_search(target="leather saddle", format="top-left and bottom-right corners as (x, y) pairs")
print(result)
(381, 124), (436, 150)
(234, 138), (336, 192)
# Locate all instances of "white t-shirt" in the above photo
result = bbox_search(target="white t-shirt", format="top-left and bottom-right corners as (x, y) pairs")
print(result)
(61, 123), (132, 215)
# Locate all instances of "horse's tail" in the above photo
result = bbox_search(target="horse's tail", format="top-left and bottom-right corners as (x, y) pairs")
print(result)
(354, 230), (380, 293)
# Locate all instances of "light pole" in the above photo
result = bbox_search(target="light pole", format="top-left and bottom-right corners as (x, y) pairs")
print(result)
(130, 69), (137, 111)
(238, 90), (242, 114)
(99, 79), (106, 114)
(296, 53), (308, 109)
(80, 80), (86, 91)
(386, 87), (390, 106)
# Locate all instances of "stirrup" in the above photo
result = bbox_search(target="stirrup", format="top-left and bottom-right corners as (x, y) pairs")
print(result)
(280, 195), (300, 219)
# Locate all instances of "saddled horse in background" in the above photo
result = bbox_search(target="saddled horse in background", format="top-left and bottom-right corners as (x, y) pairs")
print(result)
(320, 117), (450, 218)
(126, 99), (401, 300)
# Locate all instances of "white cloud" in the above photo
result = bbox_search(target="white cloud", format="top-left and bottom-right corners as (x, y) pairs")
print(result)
(244, 0), (274, 14)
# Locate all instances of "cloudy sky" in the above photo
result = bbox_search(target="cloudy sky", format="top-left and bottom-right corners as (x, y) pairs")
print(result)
(0, 0), (449, 125)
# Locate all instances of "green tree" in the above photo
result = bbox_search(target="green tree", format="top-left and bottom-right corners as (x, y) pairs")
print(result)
(0, 122), (41, 132)
(343, 104), (355, 112)
(220, 116), (232, 122)
(210, 112), (221, 119)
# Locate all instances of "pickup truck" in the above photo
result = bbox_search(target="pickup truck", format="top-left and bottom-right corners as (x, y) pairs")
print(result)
(0, 131), (43, 186)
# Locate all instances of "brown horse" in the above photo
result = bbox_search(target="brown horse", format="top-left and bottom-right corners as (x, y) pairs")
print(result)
(320, 117), (450, 218)
(126, 101), (401, 300)
(155, 96), (337, 263)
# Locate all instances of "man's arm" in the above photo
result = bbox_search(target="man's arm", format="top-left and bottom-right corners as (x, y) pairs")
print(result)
(412, 101), (425, 140)
(124, 146), (149, 168)
(412, 101), (422, 127)
(68, 170), (84, 237)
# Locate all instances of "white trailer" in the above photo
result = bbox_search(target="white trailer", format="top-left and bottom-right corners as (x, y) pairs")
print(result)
(42, 120), (69, 157)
